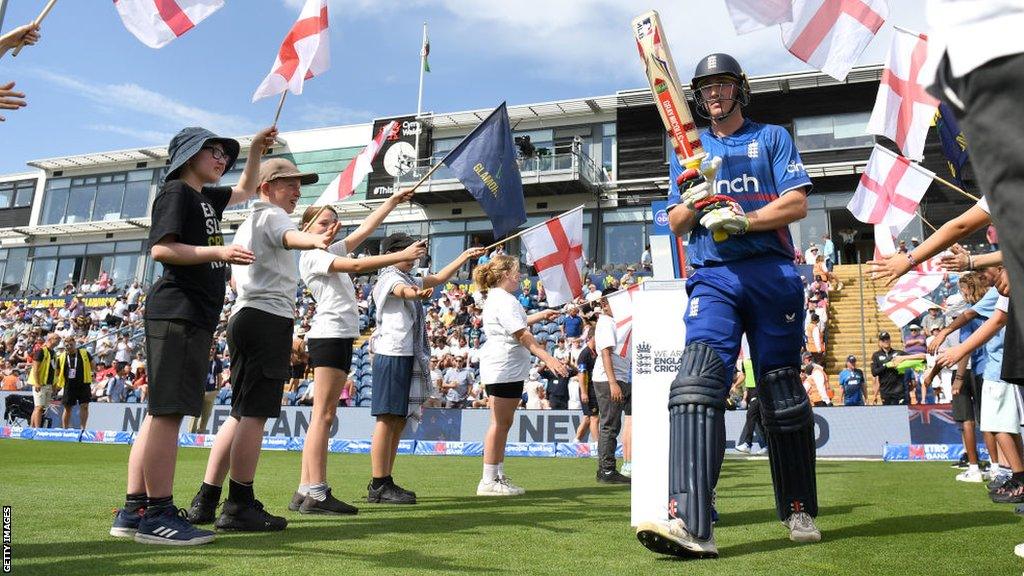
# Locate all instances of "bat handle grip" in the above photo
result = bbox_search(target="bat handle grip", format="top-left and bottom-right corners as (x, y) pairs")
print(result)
(713, 230), (729, 242)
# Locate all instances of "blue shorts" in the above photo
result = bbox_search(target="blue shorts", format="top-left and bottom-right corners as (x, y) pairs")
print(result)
(370, 354), (413, 417)
(686, 256), (805, 381)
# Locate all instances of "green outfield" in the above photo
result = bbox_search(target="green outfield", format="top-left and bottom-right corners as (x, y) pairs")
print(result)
(0, 442), (1019, 575)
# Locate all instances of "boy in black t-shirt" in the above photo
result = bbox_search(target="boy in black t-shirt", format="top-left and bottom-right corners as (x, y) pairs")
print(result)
(110, 125), (277, 546)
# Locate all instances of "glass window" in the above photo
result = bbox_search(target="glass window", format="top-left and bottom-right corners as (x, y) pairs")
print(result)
(94, 182), (124, 221)
(128, 169), (153, 182)
(54, 258), (78, 287)
(14, 182), (35, 207)
(430, 235), (465, 271)
(793, 112), (874, 151)
(602, 122), (616, 174)
(602, 223), (645, 266)
(122, 180), (151, 219)
(28, 259), (58, 291)
(58, 244), (86, 256)
(110, 254), (139, 287)
(64, 185), (95, 223)
(385, 222), (424, 237)
(116, 240), (144, 253)
(0, 187), (12, 209)
(33, 246), (58, 257)
(1, 248), (28, 292)
(49, 178), (70, 189)
(87, 242), (116, 255)
(790, 207), (830, 257)
(429, 220), (464, 234)
(42, 187), (69, 224)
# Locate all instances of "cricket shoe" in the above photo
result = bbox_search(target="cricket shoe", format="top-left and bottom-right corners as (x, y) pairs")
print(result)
(621, 462), (632, 477)
(109, 507), (143, 538)
(299, 489), (358, 515)
(955, 469), (985, 483)
(214, 499), (288, 531)
(1016, 543), (1024, 559)
(476, 476), (526, 496)
(784, 512), (822, 543)
(636, 518), (718, 559)
(735, 443), (751, 454)
(134, 506), (215, 546)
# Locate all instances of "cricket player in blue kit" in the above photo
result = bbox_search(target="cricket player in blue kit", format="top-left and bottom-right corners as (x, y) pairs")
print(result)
(636, 53), (820, 559)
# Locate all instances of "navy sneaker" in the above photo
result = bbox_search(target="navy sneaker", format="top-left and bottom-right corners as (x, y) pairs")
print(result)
(109, 507), (143, 538)
(134, 506), (215, 546)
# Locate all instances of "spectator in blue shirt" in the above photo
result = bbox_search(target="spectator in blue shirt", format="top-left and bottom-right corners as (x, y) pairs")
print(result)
(838, 355), (866, 406)
(562, 306), (584, 339)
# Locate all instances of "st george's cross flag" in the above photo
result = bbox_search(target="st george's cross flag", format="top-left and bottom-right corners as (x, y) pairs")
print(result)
(848, 145), (933, 232)
(522, 207), (585, 308)
(114, 0), (224, 49)
(781, 0), (888, 81)
(252, 0), (329, 102)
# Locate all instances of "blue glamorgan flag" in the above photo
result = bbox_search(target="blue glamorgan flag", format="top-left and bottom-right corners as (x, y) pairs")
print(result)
(934, 102), (969, 187)
(441, 102), (527, 238)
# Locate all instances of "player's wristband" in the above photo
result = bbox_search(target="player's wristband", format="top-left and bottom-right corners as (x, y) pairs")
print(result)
(967, 254), (974, 271)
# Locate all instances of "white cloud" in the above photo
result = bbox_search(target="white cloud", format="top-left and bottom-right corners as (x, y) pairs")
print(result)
(31, 69), (257, 136)
(285, 0), (927, 85)
(295, 102), (376, 126)
(84, 124), (175, 145)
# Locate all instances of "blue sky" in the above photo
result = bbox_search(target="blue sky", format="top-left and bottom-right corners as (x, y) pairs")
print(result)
(0, 0), (925, 174)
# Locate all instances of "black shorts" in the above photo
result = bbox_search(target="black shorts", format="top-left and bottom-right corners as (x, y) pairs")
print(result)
(290, 363), (307, 379)
(145, 319), (214, 417)
(952, 369), (982, 423)
(62, 382), (91, 407)
(582, 383), (598, 416)
(486, 381), (525, 399)
(307, 338), (354, 373)
(227, 308), (292, 419)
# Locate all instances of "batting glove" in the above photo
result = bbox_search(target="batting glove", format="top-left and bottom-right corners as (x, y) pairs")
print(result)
(677, 156), (721, 209)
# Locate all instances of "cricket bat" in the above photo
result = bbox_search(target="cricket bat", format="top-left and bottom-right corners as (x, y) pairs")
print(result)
(632, 10), (726, 241)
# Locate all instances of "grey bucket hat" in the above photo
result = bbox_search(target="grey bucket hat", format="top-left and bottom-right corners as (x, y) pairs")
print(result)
(164, 127), (240, 183)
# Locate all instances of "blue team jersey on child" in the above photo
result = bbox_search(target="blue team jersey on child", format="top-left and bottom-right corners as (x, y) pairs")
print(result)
(668, 119), (812, 267)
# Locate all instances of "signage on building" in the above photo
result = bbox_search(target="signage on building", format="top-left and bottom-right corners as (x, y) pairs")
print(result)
(366, 116), (432, 200)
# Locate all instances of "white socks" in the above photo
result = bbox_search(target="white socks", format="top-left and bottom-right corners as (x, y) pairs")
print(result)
(967, 464), (979, 472)
(483, 463), (501, 482)
(309, 483), (329, 501)
(297, 483), (310, 496)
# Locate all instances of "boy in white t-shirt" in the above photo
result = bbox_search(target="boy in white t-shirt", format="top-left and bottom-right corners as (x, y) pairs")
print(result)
(187, 158), (338, 531)
(367, 234), (483, 505)
(593, 289), (632, 484)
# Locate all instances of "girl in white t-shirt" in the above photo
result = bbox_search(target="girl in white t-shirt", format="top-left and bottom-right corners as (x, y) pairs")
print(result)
(290, 195), (426, 515)
(473, 255), (566, 496)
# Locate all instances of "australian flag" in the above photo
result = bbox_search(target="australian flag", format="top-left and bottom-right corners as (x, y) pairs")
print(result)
(441, 102), (527, 238)
(934, 102), (969, 187)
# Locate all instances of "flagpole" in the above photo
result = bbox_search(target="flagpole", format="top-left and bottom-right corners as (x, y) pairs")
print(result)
(483, 205), (585, 252)
(10, 0), (56, 57)
(414, 21), (427, 177)
(917, 213), (938, 233)
(272, 92), (288, 127)
(928, 173), (979, 203)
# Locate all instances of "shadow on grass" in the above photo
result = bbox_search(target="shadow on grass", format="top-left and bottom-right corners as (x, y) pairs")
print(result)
(717, 509), (1017, 559)
(15, 485), (632, 575)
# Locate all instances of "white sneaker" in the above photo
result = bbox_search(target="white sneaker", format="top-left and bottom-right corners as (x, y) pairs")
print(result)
(621, 462), (632, 478)
(1015, 542), (1024, 559)
(636, 518), (718, 559)
(476, 476), (525, 496)
(956, 469), (985, 483)
(784, 512), (822, 543)
(735, 443), (751, 454)
(755, 445), (768, 455)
